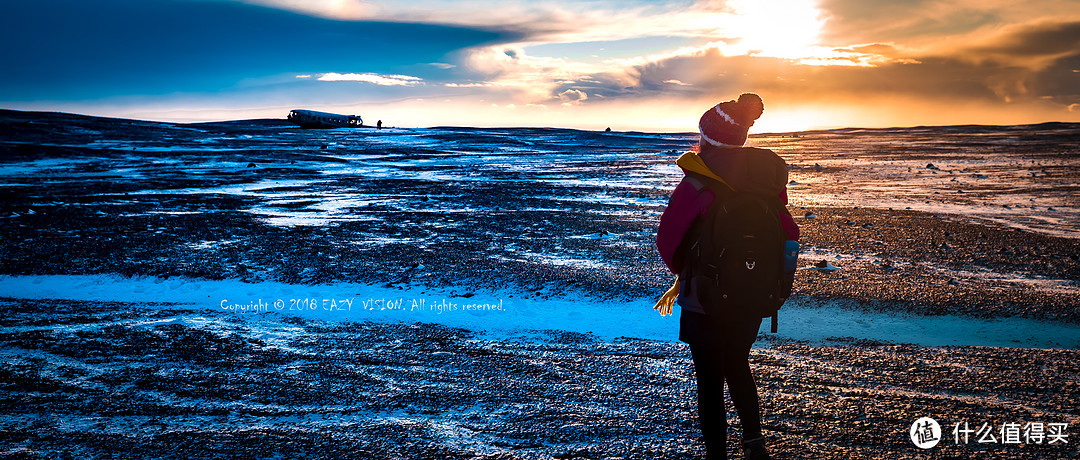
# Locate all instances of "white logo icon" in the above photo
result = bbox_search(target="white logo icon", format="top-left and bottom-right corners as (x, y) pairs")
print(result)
(911, 417), (942, 449)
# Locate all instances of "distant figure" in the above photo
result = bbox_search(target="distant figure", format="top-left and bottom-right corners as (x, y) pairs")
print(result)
(377, 120), (383, 130)
(605, 127), (611, 132)
(654, 93), (799, 460)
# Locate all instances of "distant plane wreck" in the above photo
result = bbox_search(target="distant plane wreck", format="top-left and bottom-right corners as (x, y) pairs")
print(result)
(287, 109), (364, 128)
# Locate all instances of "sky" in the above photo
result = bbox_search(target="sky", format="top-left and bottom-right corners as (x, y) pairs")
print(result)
(2, 0), (1079, 132)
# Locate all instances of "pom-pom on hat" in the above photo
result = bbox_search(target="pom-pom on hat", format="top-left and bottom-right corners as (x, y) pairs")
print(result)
(699, 93), (764, 147)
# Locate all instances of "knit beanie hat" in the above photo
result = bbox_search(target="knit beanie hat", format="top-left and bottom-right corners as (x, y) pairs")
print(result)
(698, 93), (764, 147)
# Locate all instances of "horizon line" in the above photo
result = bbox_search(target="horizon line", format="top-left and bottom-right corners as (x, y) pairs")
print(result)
(1, 107), (1076, 136)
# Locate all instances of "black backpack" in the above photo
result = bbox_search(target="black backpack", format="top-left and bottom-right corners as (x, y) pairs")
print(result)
(683, 171), (789, 332)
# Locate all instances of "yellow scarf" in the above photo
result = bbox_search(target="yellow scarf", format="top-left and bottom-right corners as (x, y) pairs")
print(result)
(674, 151), (733, 188)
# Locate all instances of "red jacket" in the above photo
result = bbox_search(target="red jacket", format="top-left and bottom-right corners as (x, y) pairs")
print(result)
(657, 148), (800, 276)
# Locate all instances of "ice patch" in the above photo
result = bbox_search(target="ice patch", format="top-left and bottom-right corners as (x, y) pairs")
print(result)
(130, 179), (320, 197)
(497, 251), (614, 270)
(2, 275), (1077, 350)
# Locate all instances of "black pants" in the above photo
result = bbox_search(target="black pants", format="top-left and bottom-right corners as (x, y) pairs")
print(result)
(687, 315), (763, 460)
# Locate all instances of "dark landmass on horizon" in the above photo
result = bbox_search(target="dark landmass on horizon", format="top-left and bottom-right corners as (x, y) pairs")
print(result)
(3, 108), (1077, 135)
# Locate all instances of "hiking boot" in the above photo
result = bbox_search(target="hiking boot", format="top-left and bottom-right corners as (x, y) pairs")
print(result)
(742, 436), (771, 460)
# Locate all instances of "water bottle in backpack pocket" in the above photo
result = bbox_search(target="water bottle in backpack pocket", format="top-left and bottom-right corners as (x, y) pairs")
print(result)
(779, 239), (799, 299)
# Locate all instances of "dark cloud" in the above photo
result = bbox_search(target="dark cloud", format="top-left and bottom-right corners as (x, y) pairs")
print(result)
(818, 0), (1001, 45)
(964, 21), (1080, 59)
(1029, 53), (1080, 105)
(553, 41), (1077, 111)
(0, 0), (518, 100)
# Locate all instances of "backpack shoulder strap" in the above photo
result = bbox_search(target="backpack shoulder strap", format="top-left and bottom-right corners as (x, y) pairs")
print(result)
(684, 170), (736, 197)
(682, 175), (706, 193)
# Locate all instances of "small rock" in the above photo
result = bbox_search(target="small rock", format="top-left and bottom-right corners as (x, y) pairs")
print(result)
(812, 260), (840, 271)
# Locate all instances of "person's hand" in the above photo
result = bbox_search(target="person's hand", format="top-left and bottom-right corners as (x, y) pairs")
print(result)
(653, 276), (680, 316)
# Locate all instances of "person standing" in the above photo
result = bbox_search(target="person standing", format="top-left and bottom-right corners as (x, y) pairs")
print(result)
(655, 93), (799, 460)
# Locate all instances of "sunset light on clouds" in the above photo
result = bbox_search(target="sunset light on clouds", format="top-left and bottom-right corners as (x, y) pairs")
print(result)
(2, 0), (1078, 132)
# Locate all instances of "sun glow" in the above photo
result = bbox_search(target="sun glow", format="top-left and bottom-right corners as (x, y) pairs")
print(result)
(723, 0), (827, 59)
(749, 107), (835, 134)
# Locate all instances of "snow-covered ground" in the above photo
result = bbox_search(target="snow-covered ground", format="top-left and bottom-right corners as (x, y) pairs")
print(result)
(759, 125), (1080, 239)
(2, 112), (1079, 459)
(1, 114), (1078, 346)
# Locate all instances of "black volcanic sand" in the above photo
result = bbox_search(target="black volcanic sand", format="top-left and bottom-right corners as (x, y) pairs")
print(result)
(1, 111), (1077, 322)
(1, 110), (1079, 458)
(790, 206), (1080, 322)
(1, 299), (1077, 460)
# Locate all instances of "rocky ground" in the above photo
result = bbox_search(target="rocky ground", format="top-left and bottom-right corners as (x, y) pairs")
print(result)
(1, 111), (1077, 322)
(0, 110), (1078, 458)
(789, 206), (1080, 322)
(1, 299), (1077, 459)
